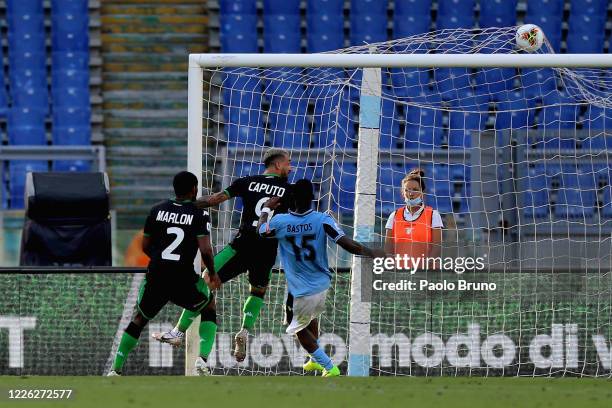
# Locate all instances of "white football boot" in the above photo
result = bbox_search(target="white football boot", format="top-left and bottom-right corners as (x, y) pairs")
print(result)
(152, 328), (185, 347)
(194, 357), (211, 376)
(233, 328), (248, 362)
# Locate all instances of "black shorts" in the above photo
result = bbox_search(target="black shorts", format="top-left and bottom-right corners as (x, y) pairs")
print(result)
(215, 231), (278, 289)
(137, 270), (212, 320)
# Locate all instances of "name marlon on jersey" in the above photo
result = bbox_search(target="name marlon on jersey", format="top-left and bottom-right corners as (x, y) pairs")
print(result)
(156, 210), (194, 225)
(248, 182), (286, 196)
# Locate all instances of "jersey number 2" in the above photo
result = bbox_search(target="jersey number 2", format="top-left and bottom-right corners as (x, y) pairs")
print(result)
(162, 227), (184, 261)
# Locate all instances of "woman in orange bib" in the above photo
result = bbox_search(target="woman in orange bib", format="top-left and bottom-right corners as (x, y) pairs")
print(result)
(385, 168), (443, 267)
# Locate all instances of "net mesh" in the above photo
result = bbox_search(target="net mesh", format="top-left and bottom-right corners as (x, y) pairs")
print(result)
(198, 26), (612, 376)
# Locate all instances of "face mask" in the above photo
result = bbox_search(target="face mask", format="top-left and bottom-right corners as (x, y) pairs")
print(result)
(405, 197), (422, 207)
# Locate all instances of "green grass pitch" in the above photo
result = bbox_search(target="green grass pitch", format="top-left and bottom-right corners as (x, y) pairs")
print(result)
(1, 376), (611, 408)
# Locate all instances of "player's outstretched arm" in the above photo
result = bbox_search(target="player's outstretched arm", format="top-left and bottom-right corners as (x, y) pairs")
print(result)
(335, 235), (385, 258)
(198, 236), (221, 289)
(256, 196), (282, 237)
(195, 191), (230, 209)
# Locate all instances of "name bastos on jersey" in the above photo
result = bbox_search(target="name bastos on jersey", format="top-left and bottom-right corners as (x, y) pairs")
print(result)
(143, 199), (211, 275)
(224, 174), (291, 234)
(258, 209), (346, 298)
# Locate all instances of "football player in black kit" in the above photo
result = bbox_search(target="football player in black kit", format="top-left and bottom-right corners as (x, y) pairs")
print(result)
(108, 171), (217, 376)
(153, 148), (292, 363)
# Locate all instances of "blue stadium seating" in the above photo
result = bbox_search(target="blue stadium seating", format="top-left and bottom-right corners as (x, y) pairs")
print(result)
(447, 109), (486, 148)
(307, 0), (343, 14)
(351, 0), (387, 14)
(53, 107), (90, 128)
(479, 0), (517, 28)
(220, 0), (257, 14)
(52, 160), (92, 172)
(51, 0), (89, 15)
(263, 14), (302, 52)
(332, 162), (357, 211)
(0, 47), (8, 117)
(307, 29), (344, 52)
(268, 87), (310, 148)
(434, 68), (472, 101)
(52, 86), (90, 108)
(525, 0), (564, 16)
(52, 125), (91, 145)
(475, 68), (515, 100)
(523, 165), (550, 219)
(9, 52), (46, 72)
(350, 13), (387, 45)
(52, 52), (89, 71)
(393, 13), (430, 38)
(7, 32), (46, 55)
(11, 86), (50, 113)
(582, 105), (612, 149)
(436, 12), (474, 30)
(290, 161), (321, 183)
(602, 185), (612, 218)
(223, 70), (264, 146)
(388, 68), (429, 98)
(404, 105), (444, 149)
(7, 13), (45, 36)
(52, 69), (89, 89)
(10, 68), (47, 90)
(264, 0), (300, 14)
(377, 163), (405, 213)
(521, 68), (558, 100)
(495, 98), (536, 134)
(9, 160), (48, 208)
(567, 32), (605, 53)
(437, 0), (474, 15)
(395, 0), (431, 15)
(379, 97), (402, 148)
(52, 14), (90, 51)
(6, 0), (44, 15)
(568, 12), (606, 35)
(570, 0), (608, 16)
(5, 112), (39, 145)
(555, 172), (597, 219)
(312, 86), (356, 148)
(220, 14), (258, 52)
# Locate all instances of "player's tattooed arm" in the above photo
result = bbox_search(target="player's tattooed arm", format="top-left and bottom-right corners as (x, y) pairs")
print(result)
(195, 191), (230, 209)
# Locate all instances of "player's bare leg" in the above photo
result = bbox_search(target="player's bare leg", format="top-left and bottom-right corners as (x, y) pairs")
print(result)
(234, 285), (266, 362)
(297, 318), (339, 377)
(302, 319), (324, 372)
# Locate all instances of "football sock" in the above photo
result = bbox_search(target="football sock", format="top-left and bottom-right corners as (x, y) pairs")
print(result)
(311, 347), (334, 371)
(112, 330), (139, 372)
(199, 321), (217, 359)
(241, 295), (264, 330)
(176, 308), (199, 333)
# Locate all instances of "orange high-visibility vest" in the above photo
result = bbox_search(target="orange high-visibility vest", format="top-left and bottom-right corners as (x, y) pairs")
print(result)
(390, 206), (434, 258)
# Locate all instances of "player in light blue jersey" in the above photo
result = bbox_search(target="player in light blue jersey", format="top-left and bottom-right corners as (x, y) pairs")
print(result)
(257, 179), (382, 377)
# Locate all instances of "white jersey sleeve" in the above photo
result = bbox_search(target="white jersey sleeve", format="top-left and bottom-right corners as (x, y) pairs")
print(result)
(431, 210), (444, 228)
(385, 210), (396, 230)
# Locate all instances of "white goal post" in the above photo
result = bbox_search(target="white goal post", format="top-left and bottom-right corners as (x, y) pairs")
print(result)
(187, 50), (612, 377)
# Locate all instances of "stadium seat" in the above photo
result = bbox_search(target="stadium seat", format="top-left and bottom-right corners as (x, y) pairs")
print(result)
(6, 13), (45, 36)
(379, 97), (402, 148)
(525, 0), (564, 16)
(569, 0), (608, 16)
(52, 52), (89, 71)
(494, 98), (536, 134)
(268, 93), (310, 148)
(10, 68), (47, 90)
(53, 107), (91, 128)
(389, 68), (430, 98)
(9, 161), (49, 209)
(521, 68), (558, 100)
(447, 110), (485, 148)
(350, 13), (387, 45)
(393, 13), (430, 38)
(52, 125), (91, 145)
(332, 163), (357, 211)
(554, 172), (597, 219)
(223, 70), (264, 146)
(436, 12), (474, 30)
(307, 0), (343, 13)
(437, 0), (474, 15)
(6, 0), (44, 15)
(263, 14), (302, 52)
(395, 0), (431, 15)
(307, 29), (344, 52)
(404, 105), (444, 149)
(51, 86), (90, 108)
(53, 160), (92, 172)
(12, 87), (50, 113)
(567, 33), (605, 54)
(312, 87), (355, 148)
(51, 14), (90, 51)
(290, 161), (321, 183)
(434, 68), (472, 101)
(51, 0), (89, 15)
(479, 0), (517, 28)
(522, 165), (550, 219)
(263, 0), (300, 14)
(568, 13), (606, 35)
(474, 68), (514, 100)
(602, 185), (612, 218)
(351, 0), (387, 14)
(9, 52), (46, 72)
(581, 106), (612, 149)
(220, 0), (257, 14)
(52, 69), (89, 89)
(7, 32), (46, 55)
(220, 14), (258, 53)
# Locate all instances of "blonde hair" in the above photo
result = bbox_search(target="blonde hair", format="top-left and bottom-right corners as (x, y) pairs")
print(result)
(401, 168), (426, 193)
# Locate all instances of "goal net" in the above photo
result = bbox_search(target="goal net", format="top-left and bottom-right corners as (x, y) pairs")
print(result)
(189, 26), (612, 377)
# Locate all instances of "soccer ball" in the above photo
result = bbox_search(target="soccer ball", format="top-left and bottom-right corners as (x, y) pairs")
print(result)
(516, 24), (544, 53)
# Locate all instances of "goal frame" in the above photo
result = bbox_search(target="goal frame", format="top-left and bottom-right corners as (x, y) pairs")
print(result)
(186, 52), (612, 377)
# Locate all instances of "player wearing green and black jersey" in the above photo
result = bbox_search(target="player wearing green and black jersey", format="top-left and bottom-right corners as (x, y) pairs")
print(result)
(153, 148), (292, 362)
(108, 171), (217, 376)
